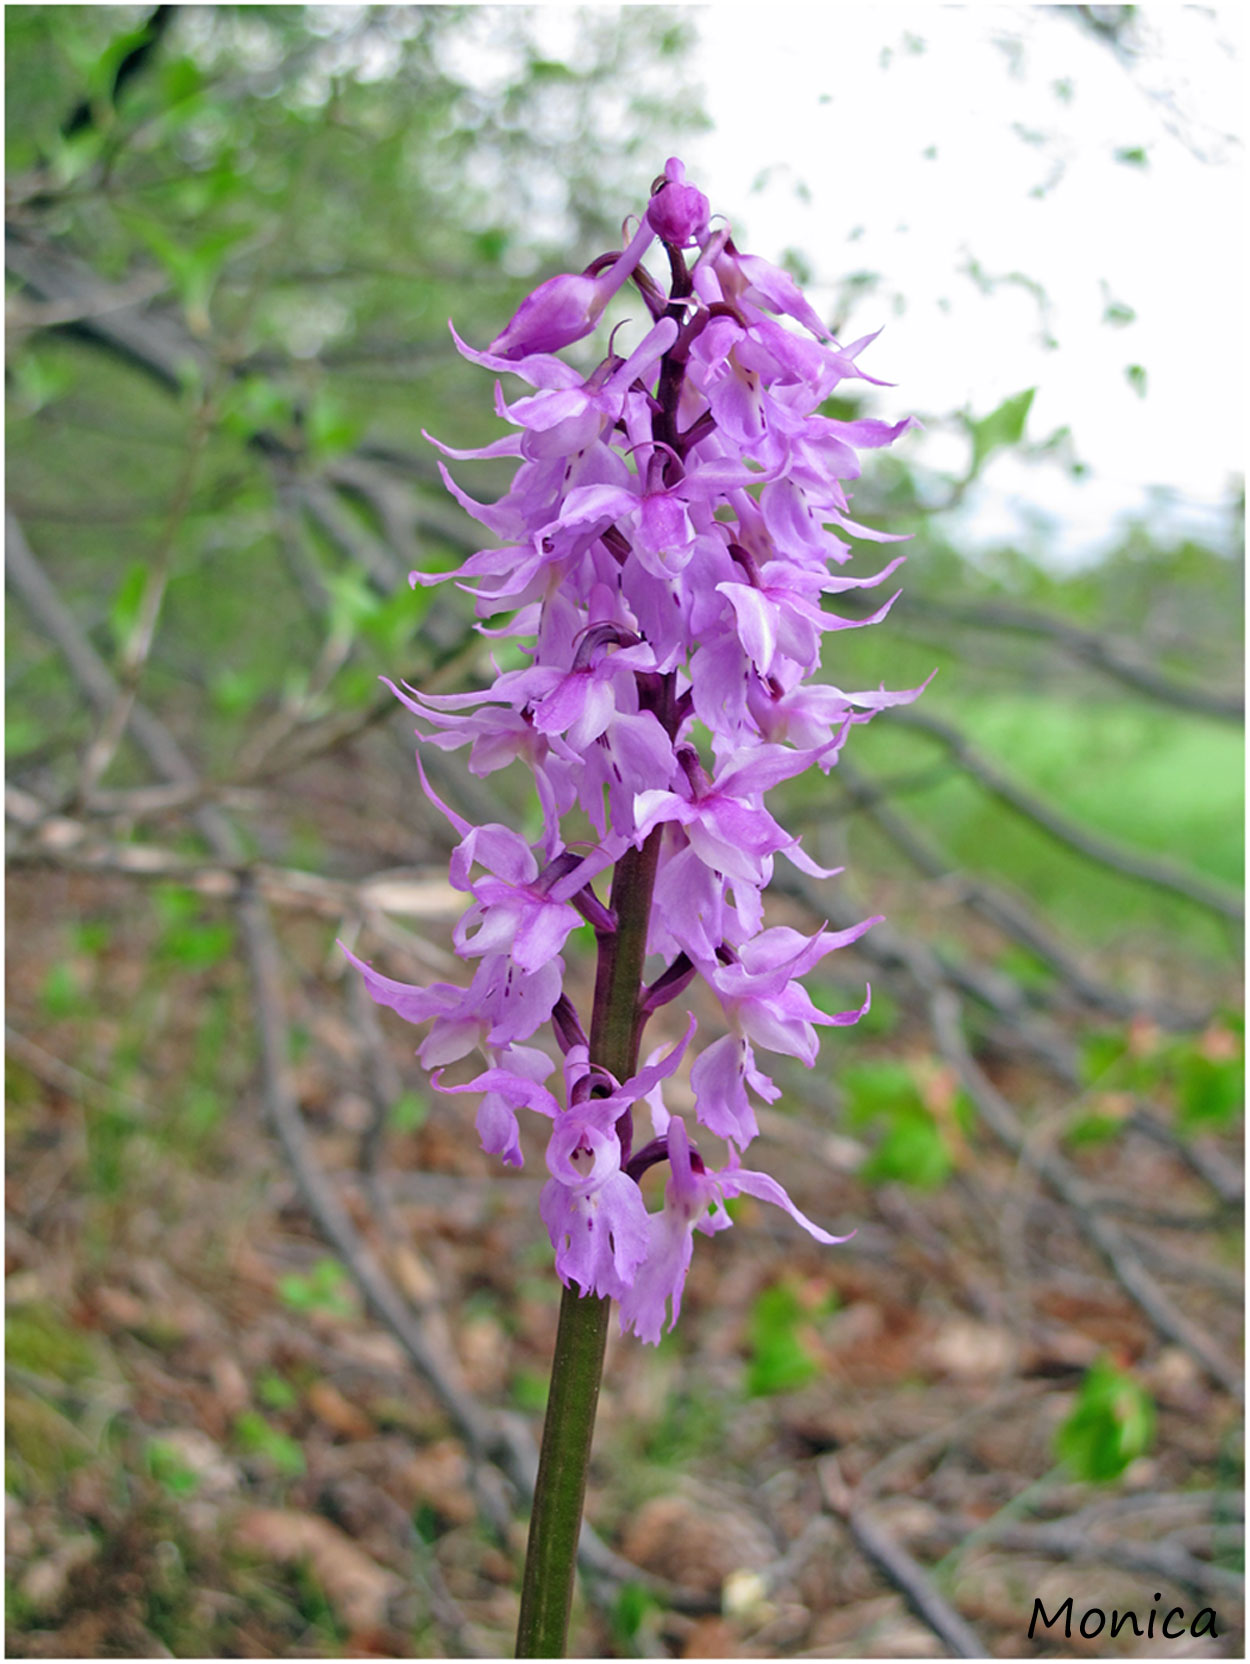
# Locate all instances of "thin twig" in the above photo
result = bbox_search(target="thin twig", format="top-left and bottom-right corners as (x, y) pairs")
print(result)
(347, 971), (408, 1221)
(819, 1458), (988, 1659)
(930, 1513), (1244, 1603)
(1129, 1107), (1244, 1208)
(908, 596), (1242, 723)
(74, 393), (217, 802)
(5, 1025), (155, 1121)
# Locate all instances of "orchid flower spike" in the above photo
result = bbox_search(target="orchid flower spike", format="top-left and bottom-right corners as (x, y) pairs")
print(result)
(347, 160), (924, 1341)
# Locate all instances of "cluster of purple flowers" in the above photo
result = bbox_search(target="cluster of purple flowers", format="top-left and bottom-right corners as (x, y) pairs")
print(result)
(347, 159), (921, 1343)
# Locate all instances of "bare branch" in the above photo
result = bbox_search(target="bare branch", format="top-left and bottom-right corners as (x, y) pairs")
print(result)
(74, 393), (216, 802)
(892, 709), (1243, 923)
(833, 756), (1208, 1029)
(932, 1512), (1243, 1603)
(908, 596), (1242, 723)
(1129, 1107), (1243, 1208)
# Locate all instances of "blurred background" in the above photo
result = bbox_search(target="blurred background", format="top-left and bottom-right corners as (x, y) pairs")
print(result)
(5, 5), (1243, 1657)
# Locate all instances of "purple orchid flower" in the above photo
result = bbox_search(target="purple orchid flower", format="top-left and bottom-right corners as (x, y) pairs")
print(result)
(347, 161), (923, 1341)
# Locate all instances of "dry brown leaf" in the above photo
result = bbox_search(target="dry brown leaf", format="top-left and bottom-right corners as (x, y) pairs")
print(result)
(389, 1243), (438, 1306)
(395, 1438), (475, 1527)
(620, 1491), (774, 1598)
(232, 1507), (400, 1632)
(681, 1615), (738, 1657)
(307, 1379), (375, 1440)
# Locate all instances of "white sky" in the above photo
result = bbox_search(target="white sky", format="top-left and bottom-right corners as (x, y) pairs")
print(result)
(676, 3), (1245, 565)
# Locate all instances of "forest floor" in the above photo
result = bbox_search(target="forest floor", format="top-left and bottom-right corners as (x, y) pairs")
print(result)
(6, 734), (1244, 1660)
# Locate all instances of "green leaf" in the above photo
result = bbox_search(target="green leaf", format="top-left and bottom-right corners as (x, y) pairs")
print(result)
(211, 664), (272, 717)
(966, 387), (1035, 473)
(844, 1061), (954, 1188)
(306, 390), (363, 460)
(145, 1436), (200, 1498)
(389, 1092), (428, 1133)
(6, 714), (43, 758)
(160, 55), (206, 110)
(39, 961), (87, 1020)
(610, 1583), (659, 1651)
(1175, 1051), (1243, 1134)
(233, 1411), (305, 1478)
(152, 885), (233, 969)
(257, 1372), (299, 1412)
(10, 351), (72, 416)
(277, 1259), (355, 1318)
(745, 1282), (820, 1397)
(1080, 1031), (1128, 1087)
(86, 22), (160, 108)
(164, 918), (233, 970)
(109, 562), (148, 650)
(1125, 363), (1148, 397)
(843, 1060), (916, 1123)
(218, 375), (297, 444)
(1055, 1357), (1155, 1482)
(510, 1369), (548, 1414)
(123, 215), (250, 328)
(1064, 1112), (1127, 1149)
(861, 1107), (953, 1188)
(324, 568), (381, 638)
(1114, 146), (1149, 167)
(6, 1306), (98, 1383)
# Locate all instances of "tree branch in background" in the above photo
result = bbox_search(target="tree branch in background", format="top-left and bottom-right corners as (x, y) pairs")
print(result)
(61, 5), (178, 138)
(892, 709), (1243, 923)
(908, 597), (1242, 723)
(833, 756), (1208, 1029)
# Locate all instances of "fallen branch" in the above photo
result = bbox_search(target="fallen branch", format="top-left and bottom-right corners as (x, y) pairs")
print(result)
(930, 1512), (1243, 1603)
(819, 1458), (988, 1659)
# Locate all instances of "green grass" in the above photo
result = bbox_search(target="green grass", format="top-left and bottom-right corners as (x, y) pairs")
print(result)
(957, 697), (1243, 884)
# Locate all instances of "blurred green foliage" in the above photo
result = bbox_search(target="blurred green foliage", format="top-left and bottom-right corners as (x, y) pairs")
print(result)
(744, 1280), (827, 1397)
(233, 1409), (306, 1479)
(1079, 1018), (1244, 1138)
(1054, 1357), (1156, 1483)
(277, 1257), (356, 1319)
(6, 3), (706, 788)
(3, 12), (1242, 1655)
(844, 1061), (963, 1189)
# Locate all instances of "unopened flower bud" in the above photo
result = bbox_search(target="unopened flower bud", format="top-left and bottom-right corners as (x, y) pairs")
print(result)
(647, 157), (709, 247)
(488, 272), (606, 361)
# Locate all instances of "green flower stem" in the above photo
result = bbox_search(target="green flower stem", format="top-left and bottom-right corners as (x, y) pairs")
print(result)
(514, 1283), (611, 1658)
(515, 828), (663, 1657)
